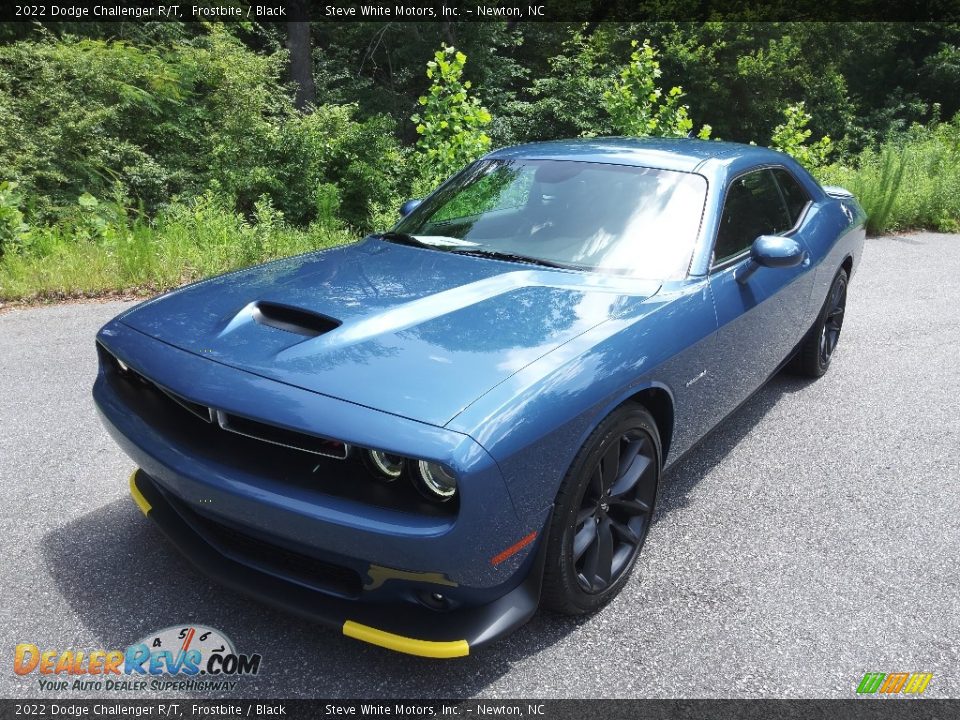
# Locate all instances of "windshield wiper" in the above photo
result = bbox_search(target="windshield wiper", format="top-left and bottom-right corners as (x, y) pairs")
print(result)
(379, 233), (576, 270)
(377, 231), (433, 248)
(448, 248), (575, 270)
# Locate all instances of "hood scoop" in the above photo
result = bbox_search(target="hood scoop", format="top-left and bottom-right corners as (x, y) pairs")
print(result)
(249, 301), (341, 338)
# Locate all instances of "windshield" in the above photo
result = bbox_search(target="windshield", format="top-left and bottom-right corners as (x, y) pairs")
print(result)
(392, 159), (708, 279)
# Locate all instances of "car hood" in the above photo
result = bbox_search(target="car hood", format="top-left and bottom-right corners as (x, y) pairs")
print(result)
(120, 238), (661, 426)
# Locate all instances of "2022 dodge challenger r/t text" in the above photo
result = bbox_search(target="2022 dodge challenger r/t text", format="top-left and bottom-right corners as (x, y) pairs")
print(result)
(93, 138), (865, 657)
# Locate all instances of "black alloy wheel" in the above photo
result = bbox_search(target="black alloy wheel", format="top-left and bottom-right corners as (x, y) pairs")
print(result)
(793, 267), (849, 378)
(542, 404), (660, 615)
(819, 273), (847, 365)
(572, 431), (656, 593)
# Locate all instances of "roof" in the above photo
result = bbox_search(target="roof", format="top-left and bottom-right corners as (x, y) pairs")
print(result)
(484, 137), (788, 173)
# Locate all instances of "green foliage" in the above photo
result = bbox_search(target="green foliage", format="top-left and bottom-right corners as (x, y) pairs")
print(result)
(186, 27), (292, 219)
(860, 147), (907, 235)
(0, 30), (403, 232)
(818, 116), (960, 234)
(730, 27), (854, 148)
(411, 45), (492, 190)
(771, 102), (833, 169)
(0, 35), (200, 220)
(4, 21), (960, 303)
(0, 193), (352, 301)
(603, 39), (711, 139)
(278, 105), (406, 229)
(820, 147), (905, 236)
(0, 181), (28, 257)
(523, 27), (618, 140)
(512, 24), (864, 147)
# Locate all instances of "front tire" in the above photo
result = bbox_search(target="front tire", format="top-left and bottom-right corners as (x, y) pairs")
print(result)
(793, 268), (848, 378)
(541, 403), (661, 615)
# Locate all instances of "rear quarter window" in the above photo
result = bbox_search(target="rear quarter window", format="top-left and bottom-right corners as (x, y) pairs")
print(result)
(772, 168), (811, 227)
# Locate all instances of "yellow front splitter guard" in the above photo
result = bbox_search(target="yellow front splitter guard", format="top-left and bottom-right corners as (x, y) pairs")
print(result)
(129, 471), (152, 516)
(342, 621), (469, 658)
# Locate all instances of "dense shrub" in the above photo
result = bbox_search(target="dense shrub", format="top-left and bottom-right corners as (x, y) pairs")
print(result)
(818, 117), (960, 234)
(0, 181), (28, 258)
(771, 102), (833, 169)
(411, 45), (492, 190)
(523, 28), (616, 140)
(0, 35), (202, 219)
(603, 39), (711, 139)
(278, 105), (406, 229)
(0, 30), (404, 232)
(3, 23), (960, 302)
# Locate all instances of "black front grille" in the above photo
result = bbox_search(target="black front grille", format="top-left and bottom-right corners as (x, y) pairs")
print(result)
(216, 411), (348, 459)
(175, 500), (362, 599)
(97, 342), (457, 518)
(158, 386), (214, 423)
(98, 342), (347, 458)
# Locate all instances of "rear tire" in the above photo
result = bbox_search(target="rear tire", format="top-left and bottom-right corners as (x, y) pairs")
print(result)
(541, 403), (661, 615)
(792, 268), (848, 378)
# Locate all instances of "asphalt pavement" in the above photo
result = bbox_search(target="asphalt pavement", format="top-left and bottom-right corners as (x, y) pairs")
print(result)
(1, 233), (958, 699)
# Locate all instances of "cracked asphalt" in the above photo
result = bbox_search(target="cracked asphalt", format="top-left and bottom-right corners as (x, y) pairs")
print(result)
(1, 233), (958, 699)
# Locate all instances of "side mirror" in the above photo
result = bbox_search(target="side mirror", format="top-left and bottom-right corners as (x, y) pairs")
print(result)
(399, 199), (422, 217)
(736, 236), (807, 284)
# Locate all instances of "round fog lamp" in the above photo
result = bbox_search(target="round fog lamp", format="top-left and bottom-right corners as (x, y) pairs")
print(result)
(365, 450), (405, 481)
(415, 461), (458, 501)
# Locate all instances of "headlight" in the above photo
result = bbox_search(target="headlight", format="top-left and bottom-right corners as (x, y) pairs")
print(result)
(414, 460), (458, 502)
(364, 449), (405, 481)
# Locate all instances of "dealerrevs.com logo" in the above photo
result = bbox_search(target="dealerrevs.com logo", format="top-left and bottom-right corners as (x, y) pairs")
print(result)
(14, 625), (262, 693)
(856, 672), (933, 696)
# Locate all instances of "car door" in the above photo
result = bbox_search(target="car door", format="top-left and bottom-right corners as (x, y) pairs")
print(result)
(707, 167), (815, 419)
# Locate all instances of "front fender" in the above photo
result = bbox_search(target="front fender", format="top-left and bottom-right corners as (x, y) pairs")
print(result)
(447, 280), (718, 519)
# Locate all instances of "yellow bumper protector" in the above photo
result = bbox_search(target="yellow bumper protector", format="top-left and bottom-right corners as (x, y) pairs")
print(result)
(129, 471), (151, 516)
(342, 621), (469, 658)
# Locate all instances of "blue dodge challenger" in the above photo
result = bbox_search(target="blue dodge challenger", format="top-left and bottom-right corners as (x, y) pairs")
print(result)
(94, 138), (865, 657)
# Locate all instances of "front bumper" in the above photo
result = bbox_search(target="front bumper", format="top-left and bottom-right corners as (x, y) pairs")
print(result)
(129, 469), (547, 657)
(94, 319), (550, 655)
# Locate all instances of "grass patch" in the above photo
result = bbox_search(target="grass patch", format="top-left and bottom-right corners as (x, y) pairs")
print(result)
(818, 118), (960, 235)
(0, 194), (354, 302)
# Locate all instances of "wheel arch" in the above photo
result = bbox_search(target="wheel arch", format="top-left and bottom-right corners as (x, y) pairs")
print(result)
(841, 254), (854, 278)
(562, 380), (676, 495)
(624, 385), (675, 464)
(581, 381), (675, 466)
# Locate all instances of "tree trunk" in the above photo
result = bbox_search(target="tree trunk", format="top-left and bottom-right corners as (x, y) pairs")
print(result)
(286, 7), (316, 111)
(441, 21), (456, 48)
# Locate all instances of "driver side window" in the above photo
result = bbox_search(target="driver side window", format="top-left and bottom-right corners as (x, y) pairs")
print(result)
(714, 169), (792, 265)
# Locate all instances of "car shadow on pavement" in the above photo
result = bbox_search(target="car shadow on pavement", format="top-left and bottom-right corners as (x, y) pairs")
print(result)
(41, 371), (812, 697)
(656, 371), (816, 516)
